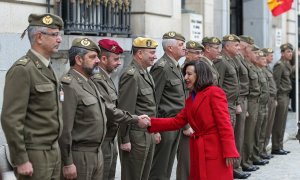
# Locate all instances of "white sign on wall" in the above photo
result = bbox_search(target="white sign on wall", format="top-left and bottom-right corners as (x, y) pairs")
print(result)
(275, 28), (282, 47)
(182, 13), (203, 42)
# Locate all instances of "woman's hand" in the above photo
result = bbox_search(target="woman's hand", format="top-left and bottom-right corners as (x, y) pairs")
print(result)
(225, 158), (237, 167)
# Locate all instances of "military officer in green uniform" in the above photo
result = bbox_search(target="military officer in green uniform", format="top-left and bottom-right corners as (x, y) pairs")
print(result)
(176, 40), (202, 180)
(150, 31), (187, 180)
(91, 39), (124, 180)
(214, 34), (240, 127)
(251, 51), (270, 166)
(271, 43), (293, 155)
(240, 41), (261, 172)
(117, 37), (158, 180)
(260, 48), (277, 159)
(1, 13), (63, 180)
(59, 38), (150, 180)
(201, 36), (221, 85)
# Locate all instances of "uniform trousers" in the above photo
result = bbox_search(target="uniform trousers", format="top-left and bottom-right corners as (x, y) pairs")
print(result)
(272, 93), (290, 150)
(234, 96), (247, 172)
(15, 143), (60, 180)
(101, 138), (118, 180)
(176, 131), (190, 180)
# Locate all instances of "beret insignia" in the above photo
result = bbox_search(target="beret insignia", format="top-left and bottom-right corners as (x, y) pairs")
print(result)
(81, 39), (91, 47)
(42, 15), (53, 25)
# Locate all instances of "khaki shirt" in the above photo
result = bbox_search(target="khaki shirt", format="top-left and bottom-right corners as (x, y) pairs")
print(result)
(273, 59), (292, 94)
(200, 57), (220, 85)
(150, 53), (186, 118)
(118, 60), (157, 143)
(1, 50), (62, 166)
(214, 53), (239, 107)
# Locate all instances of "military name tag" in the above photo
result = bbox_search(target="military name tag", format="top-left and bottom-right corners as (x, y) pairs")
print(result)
(60, 90), (64, 102)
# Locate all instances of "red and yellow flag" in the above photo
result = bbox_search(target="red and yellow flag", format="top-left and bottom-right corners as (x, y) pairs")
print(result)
(268, 0), (293, 16)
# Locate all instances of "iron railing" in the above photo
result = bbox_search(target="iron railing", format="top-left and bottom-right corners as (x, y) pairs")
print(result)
(54, 0), (131, 36)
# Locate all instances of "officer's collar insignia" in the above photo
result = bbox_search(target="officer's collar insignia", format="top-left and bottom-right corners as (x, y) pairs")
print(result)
(81, 39), (91, 47)
(146, 40), (152, 47)
(42, 15), (53, 25)
(168, 32), (176, 37)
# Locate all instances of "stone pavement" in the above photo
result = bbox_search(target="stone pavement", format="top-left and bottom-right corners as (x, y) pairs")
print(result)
(115, 112), (298, 180)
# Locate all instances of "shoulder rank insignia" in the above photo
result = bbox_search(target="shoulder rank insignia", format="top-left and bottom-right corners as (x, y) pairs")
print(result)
(126, 67), (135, 75)
(61, 75), (73, 84)
(93, 73), (105, 80)
(158, 60), (166, 67)
(16, 58), (29, 66)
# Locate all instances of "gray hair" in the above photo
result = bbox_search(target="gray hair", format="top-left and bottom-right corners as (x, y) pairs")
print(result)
(162, 39), (177, 51)
(68, 46), (88, 66)
(27, 26), (48, 45)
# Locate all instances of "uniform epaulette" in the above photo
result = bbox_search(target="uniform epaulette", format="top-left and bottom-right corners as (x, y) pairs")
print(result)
(157, 60), (166, 67)
(15, 57), (30, 66)
(93, 73), (106, 80)
(61, 75), (73, 84)
(126, 67), (135, 75)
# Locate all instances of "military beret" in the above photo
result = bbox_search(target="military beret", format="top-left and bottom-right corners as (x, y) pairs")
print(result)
(261, 48), (274, 54)
(280, 43), (293, 51)
(186, 41), (204, 50)
(162, 31), (185, 42)
(202, 36), (221, 45)
(132, 37), (158, 49)
(28, 13), (63, 30)
(251, 44), (260, 51)
(239, 35), (254, 45)
(98, 39), (123, 54)
(222, 34), (240, 42)
(71, 38), (100, 53)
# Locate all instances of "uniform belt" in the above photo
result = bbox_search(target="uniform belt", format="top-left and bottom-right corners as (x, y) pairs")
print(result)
(26, 141), (58, 150)
(72, 144), (101, 152)
(130, 124), (147, 132)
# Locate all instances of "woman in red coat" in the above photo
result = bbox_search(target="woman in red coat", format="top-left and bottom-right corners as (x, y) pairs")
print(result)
(148, 60), (239, 180)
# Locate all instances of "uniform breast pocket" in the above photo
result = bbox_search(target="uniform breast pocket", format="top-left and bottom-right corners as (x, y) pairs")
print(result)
(35, 83), (54, 93)
(283, 71), (290, 76)
(249, 72), (258, 80)
(140, 87), (153, 96)
(81, 97), (99, 121)
(82, 97), (98, 106)
(34, 83), (56, 107)
(109, 92), (118, 102)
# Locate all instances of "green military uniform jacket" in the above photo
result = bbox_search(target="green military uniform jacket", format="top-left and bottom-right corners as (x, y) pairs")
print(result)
(91, 69), (119, 139)
(214, 53), (239, 107)
(257, 67), (269, 104)
(273, 59), (292, 94)
(235, 54), (249, 99)
(264, 66), (277, 97)
(150, 53), (186, 117)
(59, 69), (137, 166)
(244, 60), (261, 98)
(200, 56), (220, 85)
(118, 60), (157, 143)
(1, 50), (63, 166)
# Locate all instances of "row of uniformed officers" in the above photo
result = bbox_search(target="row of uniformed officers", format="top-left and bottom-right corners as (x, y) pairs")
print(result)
(1, 13), (294, 180)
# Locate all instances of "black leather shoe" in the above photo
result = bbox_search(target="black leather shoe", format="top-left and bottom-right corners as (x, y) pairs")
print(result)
(271, 149), (287, 155)
(253, 160), (269, 165)
(260, 154), (271, 159)
(234, 171), (251, 179)
(242, 166), (257, 172)
(283, 149), (290, 154)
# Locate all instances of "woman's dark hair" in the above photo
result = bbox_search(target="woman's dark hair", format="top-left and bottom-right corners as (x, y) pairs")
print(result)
(182, 60), (213, 92)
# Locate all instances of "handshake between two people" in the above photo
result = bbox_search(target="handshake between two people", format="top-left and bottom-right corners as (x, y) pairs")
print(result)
(137, 114), (151, 128)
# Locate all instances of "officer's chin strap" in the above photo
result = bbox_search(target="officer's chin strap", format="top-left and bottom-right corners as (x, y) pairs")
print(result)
(20, 26), (29, 39)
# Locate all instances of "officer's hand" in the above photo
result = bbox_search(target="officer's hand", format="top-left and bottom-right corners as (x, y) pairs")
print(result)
(236, 105), (242, 114)
(246, 111), (249, 117)
(63, 164), (77, 180)
(120, 143), (131, 152)
(275, 100), (278, 106)
(183, 127), (194, 137)
(137, 115), (151, 128)
(225, 158), (237, 167)
(154, 133), (161, 144)
(17, 161), (33, 177)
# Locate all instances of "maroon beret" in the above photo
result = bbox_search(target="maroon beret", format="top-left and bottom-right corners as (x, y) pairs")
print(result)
(98, 39), (124, 54)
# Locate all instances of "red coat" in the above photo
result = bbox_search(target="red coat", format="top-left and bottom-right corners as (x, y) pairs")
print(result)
(148, 86), (239, 180)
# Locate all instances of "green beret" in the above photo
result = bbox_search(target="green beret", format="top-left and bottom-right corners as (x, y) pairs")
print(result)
(28, 13), (63, 30)
(261, 48), (274, 54)
(186, 41), (204, 50)
(280, 43), (293, 51)
(162, 31), (185, 42)
(251, 44), (260, 51)
(202, 36), (221, 45)
(71, 38), (100, 53)
(239, 35), (254, 45)
(132, 37), (158, 49)
(222, 34), (240, 42)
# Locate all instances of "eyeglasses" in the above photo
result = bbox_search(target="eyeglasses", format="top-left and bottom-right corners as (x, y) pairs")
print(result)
(40, 31), (61, 37)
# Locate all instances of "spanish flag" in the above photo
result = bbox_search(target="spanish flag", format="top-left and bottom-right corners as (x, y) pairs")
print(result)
(268, 0), (293, 16)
